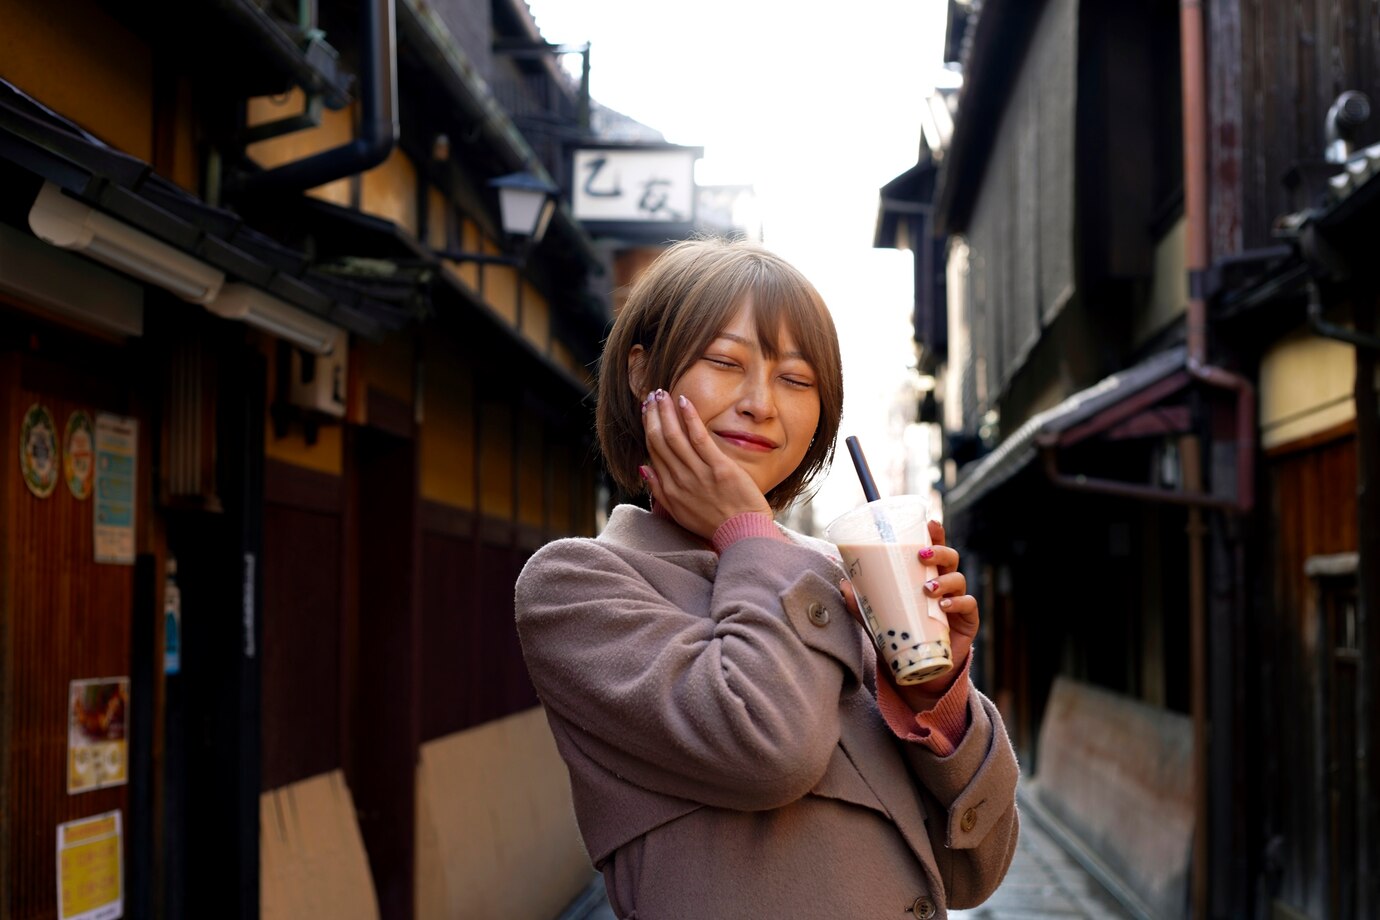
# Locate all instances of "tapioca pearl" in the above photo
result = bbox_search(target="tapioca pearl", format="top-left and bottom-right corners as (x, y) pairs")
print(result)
(901, 632), (910, 640)
(891, 643), (898, 651)
(891, 660), (899, 671)
(887, 629), (896, 636)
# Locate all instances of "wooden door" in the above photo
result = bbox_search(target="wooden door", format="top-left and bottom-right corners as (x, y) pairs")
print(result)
(1318, 570), (1360, 920)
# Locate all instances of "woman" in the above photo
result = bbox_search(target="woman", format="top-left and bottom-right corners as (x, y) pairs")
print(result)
(516, 239), (1018, 919)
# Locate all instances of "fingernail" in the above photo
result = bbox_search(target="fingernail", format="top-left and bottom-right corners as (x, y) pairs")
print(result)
(655, 390), (666, 402)
(638, 465), (650, 481)
(939, 598), (953, 610)
(925, 579), (940, 593)
(918, 547), (935, 560)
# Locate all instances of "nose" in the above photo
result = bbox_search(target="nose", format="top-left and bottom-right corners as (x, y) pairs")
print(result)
(736, 372), (777, 421)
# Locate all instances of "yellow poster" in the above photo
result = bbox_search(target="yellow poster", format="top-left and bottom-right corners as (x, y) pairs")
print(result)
(57, 810), (123, 920)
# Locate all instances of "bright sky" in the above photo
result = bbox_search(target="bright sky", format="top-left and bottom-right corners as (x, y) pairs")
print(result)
(524, 1), (953, 527)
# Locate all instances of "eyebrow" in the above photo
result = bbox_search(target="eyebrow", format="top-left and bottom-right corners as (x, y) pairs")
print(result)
(714, 332), (807, 361)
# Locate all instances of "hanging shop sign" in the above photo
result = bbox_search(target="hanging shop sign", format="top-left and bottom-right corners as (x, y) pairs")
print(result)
(572, 144), (700, 224)
(65, 411), (94, 500)
(93, 414), (137, 565)
(67, 678), (128, 794)
(56, 810), (123, 920)
(20, 402), (59, 497)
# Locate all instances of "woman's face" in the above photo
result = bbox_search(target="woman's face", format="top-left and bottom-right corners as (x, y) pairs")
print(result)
(666, 299), (822, 496)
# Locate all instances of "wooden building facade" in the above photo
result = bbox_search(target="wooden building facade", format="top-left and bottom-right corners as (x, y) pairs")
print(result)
(0, 1), (609, 918)
(888, 0), (1380, 917)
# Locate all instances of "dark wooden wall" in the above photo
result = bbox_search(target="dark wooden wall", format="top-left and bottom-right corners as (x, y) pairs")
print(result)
(1237, 0), (1380, 249)
(1, 347), (139, 919)
(260, 463), (344, 791)
(1260, 427), (1358, 918)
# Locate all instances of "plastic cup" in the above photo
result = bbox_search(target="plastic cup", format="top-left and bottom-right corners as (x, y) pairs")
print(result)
(824, 495), (953, 685)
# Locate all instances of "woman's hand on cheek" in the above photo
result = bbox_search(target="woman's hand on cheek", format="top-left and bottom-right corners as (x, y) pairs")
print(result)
(640, 389), (771, 542)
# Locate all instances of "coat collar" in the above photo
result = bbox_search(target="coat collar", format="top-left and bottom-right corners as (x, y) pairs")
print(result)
(598, 504), (711, 555)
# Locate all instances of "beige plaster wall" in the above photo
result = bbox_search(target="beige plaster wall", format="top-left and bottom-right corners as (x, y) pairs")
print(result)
(1260, 328), (1356, 450)
(415, 707), (592, 920)
(1134, 217), (1188, 350)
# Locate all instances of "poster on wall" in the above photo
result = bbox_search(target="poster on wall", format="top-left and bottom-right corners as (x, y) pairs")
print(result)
(93, 413), (136, 565)
(64, 410), (94, 500)
(56, 810), (123, 920)
(67, 678), (128, 794)
(20, 402), (59, 498)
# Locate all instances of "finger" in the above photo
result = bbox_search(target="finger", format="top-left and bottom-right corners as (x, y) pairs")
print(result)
(924, 571), (967, 598)
(643, 391), (690, 482)
(927, 519), (947, 548)
(917, 545), (958, 572)
(676, 395), (726, 467)
(654, 389), (701, 471)
(641, 463), (668, 509)
(937, 594), (980, 636)
(838, 579), (863, 626)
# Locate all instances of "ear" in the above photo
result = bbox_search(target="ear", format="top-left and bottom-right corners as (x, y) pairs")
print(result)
(627, 345), (649, 399)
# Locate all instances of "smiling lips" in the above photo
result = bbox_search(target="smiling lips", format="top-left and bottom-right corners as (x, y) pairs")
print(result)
(715, 430), (778, 452)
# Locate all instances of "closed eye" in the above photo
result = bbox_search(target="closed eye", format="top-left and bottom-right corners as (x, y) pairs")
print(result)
(782, 376), (815, 389)
(702, 356), (739, 369)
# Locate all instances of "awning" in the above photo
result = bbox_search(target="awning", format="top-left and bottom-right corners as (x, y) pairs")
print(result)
(944, 347), (1189, 515)
(0, 77), (414, 340)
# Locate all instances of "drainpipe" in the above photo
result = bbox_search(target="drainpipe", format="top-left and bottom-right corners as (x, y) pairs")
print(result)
(237, 0), (398, 195)
(1180, 1), (1211, 917)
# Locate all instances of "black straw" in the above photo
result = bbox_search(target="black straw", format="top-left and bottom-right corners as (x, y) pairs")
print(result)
(845, 436), (881, 502)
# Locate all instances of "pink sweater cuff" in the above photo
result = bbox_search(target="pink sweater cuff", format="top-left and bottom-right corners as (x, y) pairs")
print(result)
(711, 512), (788, 554)
(874, 651), (974, 757)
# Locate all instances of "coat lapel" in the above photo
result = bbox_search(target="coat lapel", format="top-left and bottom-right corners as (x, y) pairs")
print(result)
(836, 688), (945, 890)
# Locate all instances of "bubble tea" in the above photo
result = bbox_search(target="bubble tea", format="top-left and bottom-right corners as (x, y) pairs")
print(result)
(825, 495), (953, 685)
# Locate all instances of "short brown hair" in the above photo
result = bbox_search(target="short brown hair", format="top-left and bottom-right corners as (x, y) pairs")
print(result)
(597, 238), (843, 512)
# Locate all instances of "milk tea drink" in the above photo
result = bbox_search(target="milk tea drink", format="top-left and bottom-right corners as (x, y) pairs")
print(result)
(825, 495), (953, 685)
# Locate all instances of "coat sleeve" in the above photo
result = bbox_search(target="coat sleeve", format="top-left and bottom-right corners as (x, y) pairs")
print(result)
(903, 688), (1021, 908)
(514, 535), (870, 812)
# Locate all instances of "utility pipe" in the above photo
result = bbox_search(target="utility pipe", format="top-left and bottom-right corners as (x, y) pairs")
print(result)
(238, 0), (398, 195)
(1180, 1), (1211, 917)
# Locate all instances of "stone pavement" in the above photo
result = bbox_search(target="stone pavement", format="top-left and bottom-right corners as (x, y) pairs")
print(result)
(562, 789), (1131, 920)
(949, 805), (1130, 919)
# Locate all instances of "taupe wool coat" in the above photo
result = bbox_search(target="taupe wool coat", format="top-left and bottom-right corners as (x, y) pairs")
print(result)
(515, 505), (1019, 919)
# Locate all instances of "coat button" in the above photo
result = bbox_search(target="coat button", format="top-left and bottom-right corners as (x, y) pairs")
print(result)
(910, 895), (936, 919)
(961, 806), (978, 832)
(807, 602), (830, 626)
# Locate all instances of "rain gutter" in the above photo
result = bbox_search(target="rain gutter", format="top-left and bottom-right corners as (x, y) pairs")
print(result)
(236, 0), (398, 194)
(1180, 4), (1212, 917)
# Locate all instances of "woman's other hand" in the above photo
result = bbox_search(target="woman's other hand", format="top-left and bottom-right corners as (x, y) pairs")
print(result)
(640, 389), (772, 542)
(840, 519), (979, 704)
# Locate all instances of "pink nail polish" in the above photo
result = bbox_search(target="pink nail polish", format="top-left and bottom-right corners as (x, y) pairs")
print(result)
(925, 579), (940, 593)
(918, 547), (935, 560)
(678, 395), (688, 408)
(655, 390), (666, 402)
(638, 465), (650, 481)
(939, 598), (953, 610)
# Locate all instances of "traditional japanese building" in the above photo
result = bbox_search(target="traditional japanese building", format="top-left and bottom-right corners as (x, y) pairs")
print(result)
(0, 1), (612, 917)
